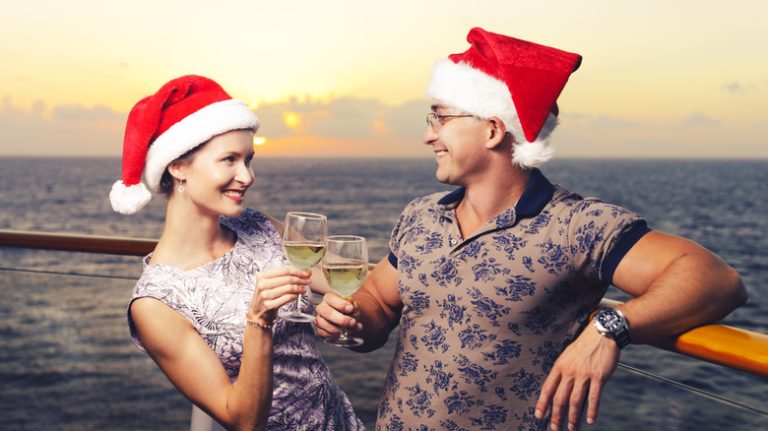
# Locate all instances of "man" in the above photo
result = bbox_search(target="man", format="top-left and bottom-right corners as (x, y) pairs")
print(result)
(315, 27), (746, 431)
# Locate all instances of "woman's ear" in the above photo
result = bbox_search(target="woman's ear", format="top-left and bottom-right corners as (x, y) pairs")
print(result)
(167, 160), (186, 182)
(485, 116), (508, 149)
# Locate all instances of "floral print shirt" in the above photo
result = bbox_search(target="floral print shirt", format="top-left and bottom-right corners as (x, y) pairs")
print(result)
(128, 208), (364, 430)
(379, 169), (649, 430)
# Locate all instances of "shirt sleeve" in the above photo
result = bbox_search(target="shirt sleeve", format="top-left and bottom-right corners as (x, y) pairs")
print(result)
(387, 198), (423, 269)
(566, 198), (651, 285)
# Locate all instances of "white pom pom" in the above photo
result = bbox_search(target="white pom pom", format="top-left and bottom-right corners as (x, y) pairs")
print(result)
(109, 180), (152, 215)
(512, 139), (555, 168)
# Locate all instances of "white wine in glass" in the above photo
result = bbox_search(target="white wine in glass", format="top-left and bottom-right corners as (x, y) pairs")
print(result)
(282, 212), (327, 323)
(322, 235), (368, 347)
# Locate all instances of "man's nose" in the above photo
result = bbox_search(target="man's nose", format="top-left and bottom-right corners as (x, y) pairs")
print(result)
(423, 124), (438, 145)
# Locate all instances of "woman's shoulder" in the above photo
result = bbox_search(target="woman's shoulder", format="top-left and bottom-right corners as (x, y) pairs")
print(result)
(128, 264), (196, 352)
(223, 208), (272, 234)
(222, 208), (282, 247)
(132, 261), (182, 301)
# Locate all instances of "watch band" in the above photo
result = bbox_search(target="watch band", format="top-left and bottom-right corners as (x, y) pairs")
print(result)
(611, 325), (631, 349)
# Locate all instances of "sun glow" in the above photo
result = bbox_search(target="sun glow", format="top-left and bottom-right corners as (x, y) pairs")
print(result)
(283, 112), (301, 129)
(253, 136), (267, 147)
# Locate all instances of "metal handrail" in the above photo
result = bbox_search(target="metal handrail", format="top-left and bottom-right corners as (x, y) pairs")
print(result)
(2, 228), (767, 378)
(0, 229), (155, 256)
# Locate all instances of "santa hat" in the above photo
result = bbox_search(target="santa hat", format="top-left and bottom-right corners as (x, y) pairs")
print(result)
(109, 75), (259, 214)
(427, 27), (582, 168)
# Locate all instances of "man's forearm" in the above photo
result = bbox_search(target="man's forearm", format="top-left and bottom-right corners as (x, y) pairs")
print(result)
(349, 285), (401, 352)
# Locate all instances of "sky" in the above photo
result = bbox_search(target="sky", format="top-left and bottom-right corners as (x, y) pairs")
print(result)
(1, 1), (766, 159)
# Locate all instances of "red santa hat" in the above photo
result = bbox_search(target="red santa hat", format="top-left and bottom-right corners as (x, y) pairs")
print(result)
(109, 75), (259, 214)
(427, 27), (582, 168)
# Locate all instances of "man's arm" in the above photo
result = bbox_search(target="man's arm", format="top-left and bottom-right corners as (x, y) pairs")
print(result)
(535, 231), (747, 431)
(609, 231), (746, 343)
(315, 256), (403, 352)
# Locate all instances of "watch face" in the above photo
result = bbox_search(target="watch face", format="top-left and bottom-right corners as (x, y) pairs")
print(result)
(597, 309), (623, 331)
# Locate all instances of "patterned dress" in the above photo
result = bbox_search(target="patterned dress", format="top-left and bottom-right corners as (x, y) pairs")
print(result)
(127, 208), (364, 430)
(380, 169), (649, 430)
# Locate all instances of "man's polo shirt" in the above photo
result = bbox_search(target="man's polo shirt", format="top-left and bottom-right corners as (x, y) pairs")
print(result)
(378, 169), (649, 430)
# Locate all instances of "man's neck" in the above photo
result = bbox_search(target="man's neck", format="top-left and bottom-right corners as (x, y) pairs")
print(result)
(455, 167), (532, 238)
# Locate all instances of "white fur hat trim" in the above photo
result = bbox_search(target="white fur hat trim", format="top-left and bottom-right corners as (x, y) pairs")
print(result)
(143, 99), (259, 193)
(426, 58), (556, 168)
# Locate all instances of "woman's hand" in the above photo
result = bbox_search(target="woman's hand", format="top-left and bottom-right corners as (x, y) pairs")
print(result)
(248, 266), (311, 325)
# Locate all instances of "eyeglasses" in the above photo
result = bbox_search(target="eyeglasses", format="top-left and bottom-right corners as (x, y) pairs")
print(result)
(425, 112), (476, 130)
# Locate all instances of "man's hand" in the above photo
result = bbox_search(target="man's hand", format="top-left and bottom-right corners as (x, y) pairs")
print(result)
(535, 325), (620, 431)
(314, 292), (363, 339)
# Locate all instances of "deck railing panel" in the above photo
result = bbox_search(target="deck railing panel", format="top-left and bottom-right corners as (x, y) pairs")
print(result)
(2, 228), (767, 378)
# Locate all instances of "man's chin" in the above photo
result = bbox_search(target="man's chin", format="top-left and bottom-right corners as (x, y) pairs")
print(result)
(435, 172), (455, 186)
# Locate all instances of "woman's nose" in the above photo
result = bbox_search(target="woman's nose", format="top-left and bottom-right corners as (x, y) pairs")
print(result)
(236, 164), (254, 186)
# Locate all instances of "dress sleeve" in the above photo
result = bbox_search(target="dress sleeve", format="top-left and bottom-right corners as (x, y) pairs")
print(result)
(566, 199), (651, 285)
(127, 273), (199, 352)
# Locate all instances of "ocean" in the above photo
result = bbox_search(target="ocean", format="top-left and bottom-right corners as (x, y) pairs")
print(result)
(0, 157), (766, 430)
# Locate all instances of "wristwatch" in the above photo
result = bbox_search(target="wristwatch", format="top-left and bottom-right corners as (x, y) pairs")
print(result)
(593, 307), (631, 349)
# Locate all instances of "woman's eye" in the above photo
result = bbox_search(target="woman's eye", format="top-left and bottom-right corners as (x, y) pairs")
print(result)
(223, 156), (235, 163)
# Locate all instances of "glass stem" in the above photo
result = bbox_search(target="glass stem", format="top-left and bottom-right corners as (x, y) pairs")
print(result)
(295, 294), (303, 312)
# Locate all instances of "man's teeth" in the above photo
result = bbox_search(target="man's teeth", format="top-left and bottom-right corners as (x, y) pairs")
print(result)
(436, 150), (448, 158)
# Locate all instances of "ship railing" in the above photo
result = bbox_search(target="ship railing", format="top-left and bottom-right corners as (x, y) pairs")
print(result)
(2, 229), (767, 430)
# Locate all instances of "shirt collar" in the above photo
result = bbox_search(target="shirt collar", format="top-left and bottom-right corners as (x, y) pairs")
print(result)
(437, 168), (554, 221)
(515, 168), (555, 220)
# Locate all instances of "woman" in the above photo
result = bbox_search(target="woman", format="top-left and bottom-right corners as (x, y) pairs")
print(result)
(110, 75), (363, 430)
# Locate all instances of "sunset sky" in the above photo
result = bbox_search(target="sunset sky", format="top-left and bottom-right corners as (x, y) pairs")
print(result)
(1, 1), (766, 158)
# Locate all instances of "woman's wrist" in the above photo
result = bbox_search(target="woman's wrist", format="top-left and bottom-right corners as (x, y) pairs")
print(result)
(246, 318), (273, 330)
(246, 309), (275, 328)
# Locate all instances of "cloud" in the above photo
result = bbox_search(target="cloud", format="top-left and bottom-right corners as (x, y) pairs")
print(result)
(383, 99), (428, 138)
(563, 111), (722, 130)
(561, 112), (641, 128)
(3, 96), (751, 158)
(724, 81), (745, 94)
(251, 96), (430, 157)
(254, 96), (428, 141)
(723, 81), (760, 94)
(676, 112), (720, 127)
(589, 114), (640, 128)
(553, 109), (768, 159)
(0, 95), (433, 157)
(0, 98), (125, 156)
(52, 104), (123, 124)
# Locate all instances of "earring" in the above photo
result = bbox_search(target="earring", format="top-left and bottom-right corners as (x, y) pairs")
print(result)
(177, 179), (186, 193)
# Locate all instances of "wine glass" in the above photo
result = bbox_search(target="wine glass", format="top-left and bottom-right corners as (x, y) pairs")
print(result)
(282, 212), (327, 323)
(322, 235), (368, 347)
